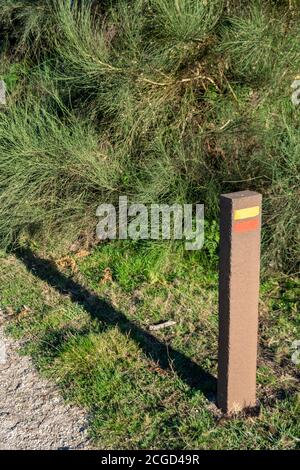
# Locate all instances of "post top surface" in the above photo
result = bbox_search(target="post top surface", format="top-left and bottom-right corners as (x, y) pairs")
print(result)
(220, 190), (261, 200)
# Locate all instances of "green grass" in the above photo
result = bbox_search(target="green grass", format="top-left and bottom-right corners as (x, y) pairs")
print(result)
(0, 247), (299, 449)
(0, 94), (124, 251)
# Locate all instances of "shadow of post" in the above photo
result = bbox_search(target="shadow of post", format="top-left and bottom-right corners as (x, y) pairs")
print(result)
(14, 247), (217, 400)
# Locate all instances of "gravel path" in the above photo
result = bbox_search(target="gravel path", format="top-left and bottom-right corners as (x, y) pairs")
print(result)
(0, 326), (92, 450)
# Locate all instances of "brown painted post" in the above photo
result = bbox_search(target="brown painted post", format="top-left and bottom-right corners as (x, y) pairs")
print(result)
(218, 190), (262, 413)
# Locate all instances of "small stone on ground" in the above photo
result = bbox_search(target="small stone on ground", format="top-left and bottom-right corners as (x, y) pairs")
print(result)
(0, 80), (6, 105)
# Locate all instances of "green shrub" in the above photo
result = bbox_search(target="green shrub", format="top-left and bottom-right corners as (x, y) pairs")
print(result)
(0, 0), (56, 56)
(0, 0), (299, 272)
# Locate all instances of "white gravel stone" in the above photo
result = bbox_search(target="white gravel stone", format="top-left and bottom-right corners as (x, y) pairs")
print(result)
(0, 80), (6, 105)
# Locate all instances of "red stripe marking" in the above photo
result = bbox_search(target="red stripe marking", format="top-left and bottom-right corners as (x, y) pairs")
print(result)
(234, 218), (259, 233)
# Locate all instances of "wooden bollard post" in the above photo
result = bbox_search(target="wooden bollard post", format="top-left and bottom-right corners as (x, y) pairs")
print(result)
(218, 190), (262, 413)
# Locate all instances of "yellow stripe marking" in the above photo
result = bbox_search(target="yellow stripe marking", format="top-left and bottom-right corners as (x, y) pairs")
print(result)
(234, 206), (260, 220)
